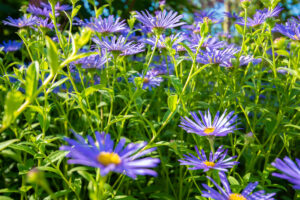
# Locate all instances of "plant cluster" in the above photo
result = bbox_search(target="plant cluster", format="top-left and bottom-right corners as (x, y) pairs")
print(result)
(0, 0), (299, 199)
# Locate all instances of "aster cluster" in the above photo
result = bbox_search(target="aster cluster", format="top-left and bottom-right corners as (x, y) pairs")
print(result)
(178, 108), (278, 199)
(1, 2), (299, 199)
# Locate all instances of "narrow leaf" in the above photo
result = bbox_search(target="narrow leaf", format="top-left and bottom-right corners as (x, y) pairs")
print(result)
(46, 36), (59, 74)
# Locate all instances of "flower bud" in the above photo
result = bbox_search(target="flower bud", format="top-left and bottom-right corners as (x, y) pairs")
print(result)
(240, 0), (251, 9)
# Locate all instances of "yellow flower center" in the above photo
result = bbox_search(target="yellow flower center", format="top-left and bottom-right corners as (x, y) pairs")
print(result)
(97, 152), (121, 166)
(203, 161), (215, 167)
(204, 127), (215, 134)
(143, 77), (150, 83)
(228, 194), (247, 200)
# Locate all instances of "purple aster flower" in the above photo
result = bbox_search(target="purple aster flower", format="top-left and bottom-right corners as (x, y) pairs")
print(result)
(202, 172), (276, 200)
(41, 2), (72, 11)
(84, 15), (127, 35)
(60, 131), (160, 179)
(196, 45), (240, 67)
(195, 11), (221, 24)
(239, 55), (261, 66)
(35, 18), (55, 29)
(197, 46), (260, 67)
(264, 5), (283, 18)
(183, 23), (201, 35)
(73, 17), (84, 26)
(130, 71), (164, 90)
(273, 20), (300, 41)
(179, 109), (238, 137)
(27, 4), (58, 17)
(121, 43), (145, 56)
(224, 12), (243, 20)
(149, 62), (174, 75)
(144, 33), (184, 50)
(0, 40), (22, 53)
(159, 0), (166, 6)
(75, 53), (110, 69)
(135, 10), (185, 34)
(236, 6), (282, 27)
(3, 15), (38, 28)
(272, 157), (300, 190)
(93, 35), (139, 57)
(188, 34), (227, 50)
(179, 145), (238, 172)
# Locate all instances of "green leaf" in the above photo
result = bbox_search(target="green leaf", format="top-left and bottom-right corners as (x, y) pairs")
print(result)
(9, 144), (36, 156)
(96, 4), (109, 18)
(47, 77), (69, 94)
(0, 188), (19, 194)
(285, 124), (300, 130)
(36, 166), (60, 175)
(46, 36), (59, 74)
(169, 75), (183, 93)
(43, 150), (68, 166)
(179, 42), (194, 59)
(275, 50), (289, 57)
(228, 176), (239, 185)
(235, 24), (244, 35)
(0, 139), (19, 152)
(0, 196), (14, 200)
(167, 94), (178, 112)
(77, 170), (95, 183)
(25, 61), (39, 100)
(71, 5), (81, 18)
(44, 190), (71, 200)
(2, 90), (24, 127)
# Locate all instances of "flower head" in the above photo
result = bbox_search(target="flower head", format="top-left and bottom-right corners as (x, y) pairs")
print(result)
(236, 6), (282, 27)
(75, 53), (110, 69)
(272, 157), (300, 190)
(188, 35), (227, 50)
(60, 131), (160, 179)
(130, 71), (164, 90)
(144, 33), (184, 50)
(195, 11), (221, 24)
(202, 172), (276, 200)
(41, 2), (72, 11)
(121, 43), (145, 56)
(35, 18), (55, 29)
(273, 20), (300, 41)
(3, 15), (37, 28)
(196, 45), (240, 67)
(93, 35), (138, 57)
(149, 62), (174, 76)
(135, 10), (185, 34)
(224, 12), (243, 20)
(27, 4), (57, 17)
(196, 46), (260, 67)
(179, 109), (238, 137)
(0, 40), (22, 53)
(84, 15), (127, 35)
(179, 146), (238, 172)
